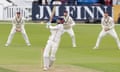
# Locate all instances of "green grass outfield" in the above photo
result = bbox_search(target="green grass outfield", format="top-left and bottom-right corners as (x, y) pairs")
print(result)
(0, 22), (120, 72)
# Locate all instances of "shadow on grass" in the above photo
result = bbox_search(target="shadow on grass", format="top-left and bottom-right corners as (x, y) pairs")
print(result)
(0, 67), (17, 72)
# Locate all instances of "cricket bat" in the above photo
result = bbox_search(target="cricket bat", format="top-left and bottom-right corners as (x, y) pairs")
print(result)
(49, 6), (56, 22)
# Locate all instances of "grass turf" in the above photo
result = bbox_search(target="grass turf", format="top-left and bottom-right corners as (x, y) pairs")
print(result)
(0, 22), (120, 72)
(0, 67), (16, 72)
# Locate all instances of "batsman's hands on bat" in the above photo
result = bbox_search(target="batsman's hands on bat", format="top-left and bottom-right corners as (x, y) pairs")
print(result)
(16, 28), (21, 32)
(46, 22), (51, 28)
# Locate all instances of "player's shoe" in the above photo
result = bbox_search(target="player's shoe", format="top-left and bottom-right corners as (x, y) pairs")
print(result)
(118, 45), (120, 50)
(43, 67), (49, 71)
(27, 44), (31, 46)
(73, 44), (76, 48)
(118, 47), (120, 50)
(43, 67), (48, 71)
(93, 46), (98, 50)
(5, 44), (9, 47)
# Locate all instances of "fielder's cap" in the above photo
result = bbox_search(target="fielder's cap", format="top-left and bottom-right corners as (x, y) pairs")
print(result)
(16, 12), (20, 14)
(64, 10), (68, 13)
(104, 11), (108, 14)
(57, 17), (63, 20)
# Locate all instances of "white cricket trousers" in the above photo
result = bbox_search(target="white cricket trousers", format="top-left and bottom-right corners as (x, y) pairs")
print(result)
(6, 27), (30, 45)
(95, 29), (120, 48)
(64, 28), (76, 47)
(43, 37), (60, 68)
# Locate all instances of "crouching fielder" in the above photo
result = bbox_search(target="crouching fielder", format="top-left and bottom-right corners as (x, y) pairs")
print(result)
(43, 18), (64, 71)
(62, 10), (76, 47)
(5, 12), (31, 46)
(94, 12), (120, 49)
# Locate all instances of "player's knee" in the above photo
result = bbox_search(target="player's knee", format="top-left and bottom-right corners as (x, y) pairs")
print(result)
(43, 51), (49, 58)
(70, 35), (75, 38)
(98, 35), (103, 39)
(47, 40), (53, 45)
(50, 56), (56, 61)
(114, 36), (118, 40)
(43, 54), (49, 58)
(22, 32), (26, 35)
(50, 50), (57, 58)
(10, 32), (15, 36)
(52, 47), (57, 51)
(47, 40), (51, 44)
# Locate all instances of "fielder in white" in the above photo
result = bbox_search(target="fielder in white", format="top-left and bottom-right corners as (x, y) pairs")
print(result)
(62, 10), (76, 47)
(43, 18), (64, 71)
(5, 12), (31, 46)
(94, 12), (120, 49)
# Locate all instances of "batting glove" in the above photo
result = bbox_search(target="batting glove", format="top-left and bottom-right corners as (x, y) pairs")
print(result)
(46, 22), (51, 28)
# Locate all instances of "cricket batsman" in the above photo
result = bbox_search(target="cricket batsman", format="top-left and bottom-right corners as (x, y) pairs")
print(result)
(62, 10), (76, 47)
(5, 12), (31, 46)
(94, 12), (120, 49)
(43, 17), (64, 71)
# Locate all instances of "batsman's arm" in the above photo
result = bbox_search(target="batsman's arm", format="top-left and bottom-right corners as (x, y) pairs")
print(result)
(21, 18), (25, 28)
(70, 17), (75, 26)
(109, 18), (115, 29)
(101, 18), (105, 29)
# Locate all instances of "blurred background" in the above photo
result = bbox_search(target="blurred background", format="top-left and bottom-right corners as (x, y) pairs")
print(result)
(0, 0), (120, 24)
